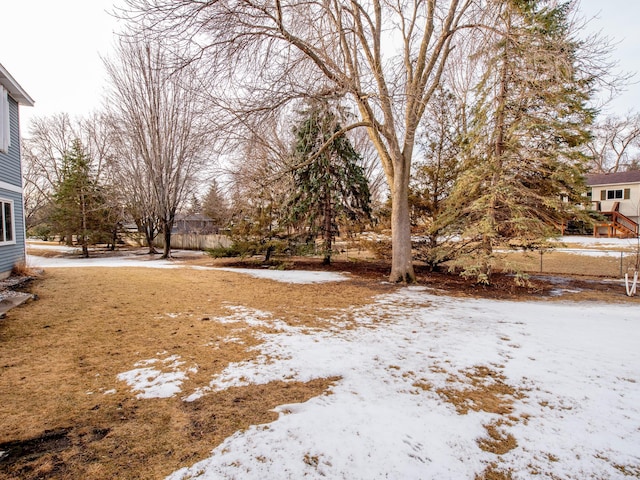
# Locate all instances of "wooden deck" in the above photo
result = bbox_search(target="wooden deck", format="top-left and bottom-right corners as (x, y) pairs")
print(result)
(593, 203), (639, 238)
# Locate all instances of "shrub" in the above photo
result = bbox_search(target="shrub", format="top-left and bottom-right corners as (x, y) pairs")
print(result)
(27, 224), (52, 241)
(207, 239), (289, 259)
(358, 238), (392, 261)
(12, 261), (38, 277)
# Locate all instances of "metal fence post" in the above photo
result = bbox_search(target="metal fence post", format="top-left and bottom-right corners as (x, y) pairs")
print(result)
(540, 250), (543, 273)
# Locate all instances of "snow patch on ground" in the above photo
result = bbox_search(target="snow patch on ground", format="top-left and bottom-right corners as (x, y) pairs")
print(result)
(27, 254), (179, 269)
(27, 253), (350, 283)
(553, 248), (629, 258)
(169, 288), (640, 480)
(183, 305), (298, 402)
(117, 354), (197, 399)
(555, 236), (640, 249)
(26, 243), (79, 252)
(211, 267), (350, 284)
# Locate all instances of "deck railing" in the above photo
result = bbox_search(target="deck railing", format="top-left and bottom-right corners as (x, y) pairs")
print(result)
(596, 211), (639, 238)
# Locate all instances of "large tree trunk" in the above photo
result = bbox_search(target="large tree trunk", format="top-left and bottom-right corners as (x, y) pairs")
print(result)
(145, 221), (158, 254)
(389, 161), (415, 283)
(161, 220), (172, 259)
(136, 217), (159, 254)
(146, 230), (158, 254)
(80, 192), (90, 258)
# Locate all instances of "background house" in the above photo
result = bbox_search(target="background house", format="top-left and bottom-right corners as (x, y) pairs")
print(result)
(0, 63), (34, 278)
(172, 213), (220, 235)
(586, 171), (640, 238)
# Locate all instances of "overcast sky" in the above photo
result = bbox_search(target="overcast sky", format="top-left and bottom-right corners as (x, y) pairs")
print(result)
(1, 0), (638, 132)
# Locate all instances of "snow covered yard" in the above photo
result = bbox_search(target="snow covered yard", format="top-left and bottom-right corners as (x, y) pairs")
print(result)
(150, 286), (639, 480)
(8, 245), (639, 479)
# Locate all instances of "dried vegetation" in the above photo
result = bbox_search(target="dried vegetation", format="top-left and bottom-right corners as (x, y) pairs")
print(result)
(0, 265), (383, 479)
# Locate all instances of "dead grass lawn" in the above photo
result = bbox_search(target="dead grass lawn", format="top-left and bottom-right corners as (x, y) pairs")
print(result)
(0, 266), (390, 479)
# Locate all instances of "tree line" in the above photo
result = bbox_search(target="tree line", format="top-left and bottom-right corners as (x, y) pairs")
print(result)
(22, 0), (640, 281)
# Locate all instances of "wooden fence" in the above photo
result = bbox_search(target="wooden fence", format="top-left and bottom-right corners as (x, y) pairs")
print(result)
(153, 234), (232, 251)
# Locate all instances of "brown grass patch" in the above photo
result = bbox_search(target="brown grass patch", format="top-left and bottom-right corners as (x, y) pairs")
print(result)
(10, 261), (38, 277)
(477, 421), (518, 455)
(437, 366), (521, 469)
(436, 365), (521, 416)
(475, 463), (514, 480)
(613, 463), (640, 477)
(0, 266), (385, 479)
(25, 248), (69, 258)
(499, 250), (639, 279)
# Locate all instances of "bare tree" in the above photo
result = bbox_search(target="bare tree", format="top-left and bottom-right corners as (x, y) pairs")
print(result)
(349, 128), (387, 206)
(121, 0), (475, 282)
(225, 115), (293, 241)
(587, 113), (640, 173)
(104, 36), (213, 258)
(106, 114), (161, 253)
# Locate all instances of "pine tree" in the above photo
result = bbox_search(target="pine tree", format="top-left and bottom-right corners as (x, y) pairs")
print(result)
(51, 140), (111, 257)
(187, 193), (202, 215)
(285, 102), (372, 264)
(443, 0), (595, 283)
(202, 180), (230, 227)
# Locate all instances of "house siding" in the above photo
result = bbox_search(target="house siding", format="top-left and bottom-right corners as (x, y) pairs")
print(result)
(0, 95), (26, 277)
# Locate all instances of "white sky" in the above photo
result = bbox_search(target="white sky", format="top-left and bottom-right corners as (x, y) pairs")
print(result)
(1, 0), (122, 130)
(1, 0), (639, 132)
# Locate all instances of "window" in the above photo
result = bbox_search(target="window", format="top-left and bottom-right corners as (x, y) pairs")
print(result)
(0, 85), (10, 154)
(603, 188), (631, 200)
(0, 199), (14, 244)
(607, 189), (623, 199)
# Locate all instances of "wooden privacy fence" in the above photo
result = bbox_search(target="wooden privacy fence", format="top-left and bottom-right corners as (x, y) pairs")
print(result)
(153, 234), (232, 251)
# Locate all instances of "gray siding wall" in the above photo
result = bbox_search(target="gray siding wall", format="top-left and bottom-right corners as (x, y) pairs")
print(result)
(0, 96), (26, 276)
(0, 189), (26, 274)
(0, 97), (24, 186)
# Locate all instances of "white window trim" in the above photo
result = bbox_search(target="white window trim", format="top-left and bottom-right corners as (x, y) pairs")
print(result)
(0, 85), (10, 154)
(0, 198), (16, 246)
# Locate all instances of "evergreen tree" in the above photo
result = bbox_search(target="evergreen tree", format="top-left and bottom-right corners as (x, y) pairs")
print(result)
(442, 0), (595, 283)
(202, 180), (230, 227)
(187, 193), (202, 215)
(285, 102), (372, 264)
(51, 140), (112, 257)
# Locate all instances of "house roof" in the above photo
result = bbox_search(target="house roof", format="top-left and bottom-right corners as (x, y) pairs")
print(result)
(0, 62), (34, 106)
(586, 170), (640, 187)
(175, 213), (215, 222)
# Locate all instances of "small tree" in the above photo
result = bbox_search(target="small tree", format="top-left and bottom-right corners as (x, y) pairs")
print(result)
(285, 102), (372, 264)
(22, 112), (118, 237)
(50, 140), (112, 257)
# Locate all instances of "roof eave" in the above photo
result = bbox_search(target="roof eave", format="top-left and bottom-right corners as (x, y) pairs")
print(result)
(0, 62), (35, 107)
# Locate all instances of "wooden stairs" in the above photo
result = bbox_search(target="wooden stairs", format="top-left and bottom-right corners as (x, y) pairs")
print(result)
(593, 202), (639, 238)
